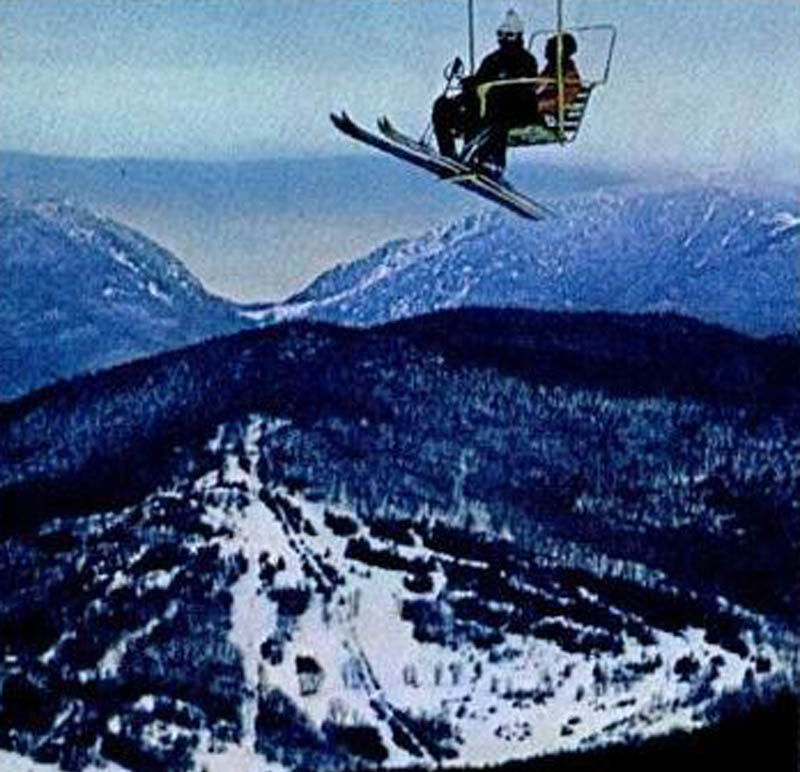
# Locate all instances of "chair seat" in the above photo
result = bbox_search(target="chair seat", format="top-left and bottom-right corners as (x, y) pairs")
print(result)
(508, 124), (562, 145)
(507, 84), (594, 146)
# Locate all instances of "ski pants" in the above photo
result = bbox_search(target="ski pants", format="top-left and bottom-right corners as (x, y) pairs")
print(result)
(432, 92), (480, 159)
(433, 85), (536, 169)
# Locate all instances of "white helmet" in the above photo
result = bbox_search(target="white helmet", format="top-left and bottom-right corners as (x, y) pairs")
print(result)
(497, 9), (524, 37)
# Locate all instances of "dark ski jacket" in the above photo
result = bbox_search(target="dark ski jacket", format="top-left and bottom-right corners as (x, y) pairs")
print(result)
(474, 44), (539, 84)
(467, 43), (539, 125)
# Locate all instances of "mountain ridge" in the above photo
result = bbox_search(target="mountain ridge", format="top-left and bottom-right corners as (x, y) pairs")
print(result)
(267, 184), (799, 338)
(0, 306), (797, 771)
(1, 307), (796, 615)
(0, 196), (250, 400)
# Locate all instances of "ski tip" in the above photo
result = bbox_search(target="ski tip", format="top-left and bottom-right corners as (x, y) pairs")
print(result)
(330, 111), (356, 133)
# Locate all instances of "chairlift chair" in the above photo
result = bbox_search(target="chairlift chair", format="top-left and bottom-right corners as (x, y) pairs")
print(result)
(474, 23), (617, 147)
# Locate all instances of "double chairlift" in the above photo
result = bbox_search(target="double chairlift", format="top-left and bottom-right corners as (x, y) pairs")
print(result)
(332, 0), (617, 220)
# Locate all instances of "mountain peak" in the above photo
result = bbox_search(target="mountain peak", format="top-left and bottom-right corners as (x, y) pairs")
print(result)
(0, 196), (247, 400)
(3, 195), (206, 299)
(268, 183), (798, 338)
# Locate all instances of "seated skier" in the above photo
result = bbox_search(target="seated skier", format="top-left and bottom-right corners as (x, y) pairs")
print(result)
(432, 8), (539, 180)
(537, 33), (582, 120)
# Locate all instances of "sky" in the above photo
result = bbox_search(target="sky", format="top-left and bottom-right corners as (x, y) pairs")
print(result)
(1, 1), (799, 303)
(2, 0), (799, 176)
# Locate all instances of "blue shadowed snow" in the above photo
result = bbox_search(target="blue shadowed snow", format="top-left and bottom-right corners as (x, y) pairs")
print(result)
(280, 184), (799, 338)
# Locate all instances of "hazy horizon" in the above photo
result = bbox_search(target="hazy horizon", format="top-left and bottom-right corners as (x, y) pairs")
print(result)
(3, 1), (797, 301)
(1, 151), (645, 303)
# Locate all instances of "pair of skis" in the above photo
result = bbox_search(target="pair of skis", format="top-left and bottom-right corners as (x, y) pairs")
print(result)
(330, 112), (553, 221)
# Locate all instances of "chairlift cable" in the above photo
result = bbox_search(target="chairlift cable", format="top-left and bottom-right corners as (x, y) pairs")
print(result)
(467, 0), (476, 75)
(556, 0), (566, 143)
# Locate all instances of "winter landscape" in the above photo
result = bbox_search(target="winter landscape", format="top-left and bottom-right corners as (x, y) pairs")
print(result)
(1, 1), (799, 771)
(1, 173), (798, 771)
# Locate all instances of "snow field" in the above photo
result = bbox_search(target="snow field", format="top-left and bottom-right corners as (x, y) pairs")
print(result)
(195, 415), (794, 769)
(0, 749), (130, 772)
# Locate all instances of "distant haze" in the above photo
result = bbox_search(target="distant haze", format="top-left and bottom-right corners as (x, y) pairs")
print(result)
(0, 153), (633, 302)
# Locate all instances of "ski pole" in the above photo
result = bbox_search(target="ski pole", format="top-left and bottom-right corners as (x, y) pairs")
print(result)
(421, 56), (465, 146)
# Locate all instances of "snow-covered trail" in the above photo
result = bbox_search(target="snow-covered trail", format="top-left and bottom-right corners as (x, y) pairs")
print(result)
(190, 414), (797, 770)
(196, 417), (281, 772)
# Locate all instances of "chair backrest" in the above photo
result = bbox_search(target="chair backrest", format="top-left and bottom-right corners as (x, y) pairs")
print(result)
(474, 23), (615, 148)
(475, 79), (594, 146)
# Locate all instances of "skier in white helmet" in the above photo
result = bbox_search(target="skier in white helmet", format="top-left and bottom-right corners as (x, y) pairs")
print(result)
(432, 9), (539, 179)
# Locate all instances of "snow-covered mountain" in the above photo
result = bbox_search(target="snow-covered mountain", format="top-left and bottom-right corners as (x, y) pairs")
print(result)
(6, 182), (795, 400)
(264, 184), (799, 338)
(0, 197), (249, 400)
(0, 152), (633, 304)
(0, 311), (797, 771)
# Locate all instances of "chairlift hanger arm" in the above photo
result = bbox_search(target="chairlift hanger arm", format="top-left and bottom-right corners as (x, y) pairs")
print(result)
(467, 0), (476, 75)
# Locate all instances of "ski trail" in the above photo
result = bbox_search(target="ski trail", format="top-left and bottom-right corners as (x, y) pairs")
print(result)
(345, 623), (434, 763)
(269, 489), (435, 762)
(198, 416), (278, 772)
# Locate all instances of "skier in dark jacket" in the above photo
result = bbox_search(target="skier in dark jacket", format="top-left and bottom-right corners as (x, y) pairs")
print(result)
(432, 9), (539, 178)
